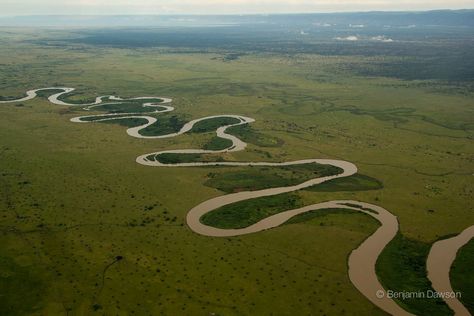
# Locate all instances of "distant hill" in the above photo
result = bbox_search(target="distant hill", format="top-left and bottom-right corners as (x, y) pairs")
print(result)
(1, 10), (473, 27)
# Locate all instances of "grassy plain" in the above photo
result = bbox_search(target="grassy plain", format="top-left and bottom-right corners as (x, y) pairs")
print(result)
(0, 27), (473, 315)
(451, 240), (474, 312)
(204, 163), (342, 193)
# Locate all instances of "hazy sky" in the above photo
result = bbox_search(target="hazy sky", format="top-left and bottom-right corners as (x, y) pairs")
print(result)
(1, 0), (473, 15)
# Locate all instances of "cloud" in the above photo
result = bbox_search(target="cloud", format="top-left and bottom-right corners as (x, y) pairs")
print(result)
(335, 35), (359, 41)
(371, 35), (394, 42)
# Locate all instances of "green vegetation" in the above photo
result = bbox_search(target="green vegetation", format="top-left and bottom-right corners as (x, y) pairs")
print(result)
(95, 114), (244, 138)
(0, 254), (45, 315)
(306, 174), (383, 192)
(285, 208), (359, 225)
(154, 153), (224, 164)
(61, 17), (474, 81)
(0, 88), (62, 101)
(100, 117), (148, 126)
(201, 193), (303, 229)
(0, 24), (472, 315)
(228, 125), (284, 147)
(202, 136), (233, 150)
(91, 99), (165, 113)
(204, 163), (342, 193)
(322, 106), (473, 132)
(376, 234), (452, 315)
(190, 117), (241, 133)
(140, 115), (185, 136)
(56, 91), (100, 104)
(87, 114), (186, 136)
(35, 89), (66, 98)
(0, 88), (66, 101)
(0, 95), (22, 101)
(451, 239), (474, 313)
(339, 203), (378, 214)
(79, 107), (246, 144)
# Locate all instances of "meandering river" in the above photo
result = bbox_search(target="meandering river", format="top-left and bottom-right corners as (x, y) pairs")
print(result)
(2, 87), (472, 316)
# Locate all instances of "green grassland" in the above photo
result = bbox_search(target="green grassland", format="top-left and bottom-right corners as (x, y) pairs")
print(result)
(306, 174), (383, 192)
(227, 125), (284, 147)
(153, 152), (225, 164)
(201, 192), (303, 228)
(451, 240), (474, 312)
(90, 100), (166, 113)
(376, 234), (452, 315)
(0, 28), (473, 315)
(204, 163), (342, 193)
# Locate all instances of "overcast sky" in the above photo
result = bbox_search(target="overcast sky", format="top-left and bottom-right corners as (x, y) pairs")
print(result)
(1, 0), (473, 15)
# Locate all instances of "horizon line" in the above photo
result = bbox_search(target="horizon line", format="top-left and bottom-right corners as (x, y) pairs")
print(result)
(1, 8), (474, 18)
